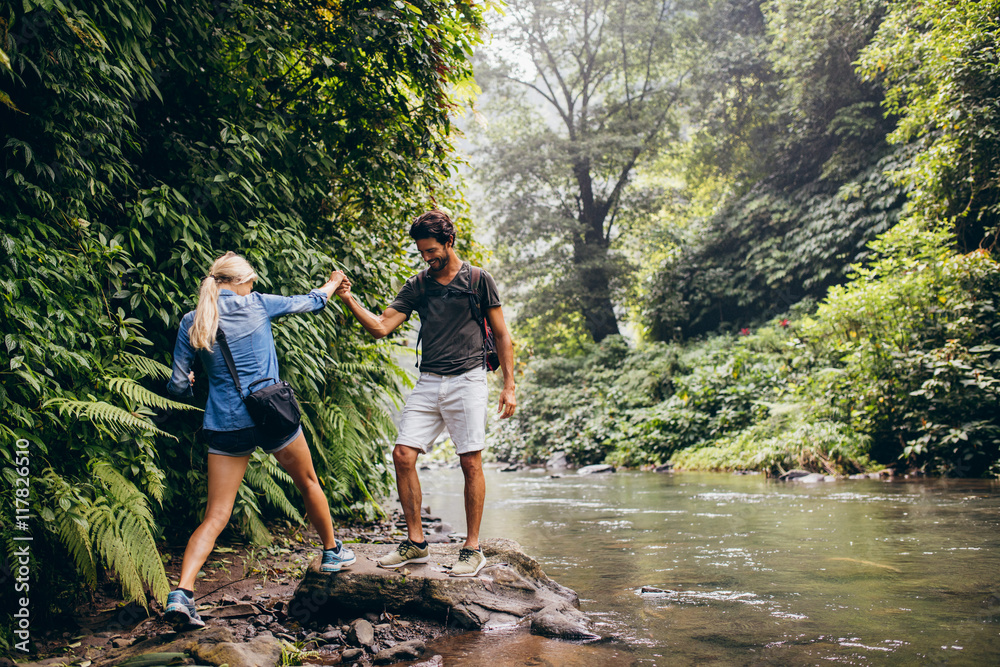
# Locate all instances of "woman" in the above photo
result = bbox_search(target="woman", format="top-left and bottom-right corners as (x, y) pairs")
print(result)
(164, 251), (354, 629)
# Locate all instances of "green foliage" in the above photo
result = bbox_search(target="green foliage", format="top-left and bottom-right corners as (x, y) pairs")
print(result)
(858, 0), (1000, 247)
(37, 463), (171, 608)
(1, 0), (487, 623)
(671, 417), (872, 475)
(642, 0), (904, 339)
(493, 330), (798, 467)
(804, 218), (1000, 475)
(644, 146), (907, 337)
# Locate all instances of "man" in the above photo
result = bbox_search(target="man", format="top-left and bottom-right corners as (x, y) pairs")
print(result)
(336, 210), (516, 577)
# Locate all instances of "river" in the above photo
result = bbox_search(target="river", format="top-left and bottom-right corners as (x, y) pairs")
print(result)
(408, 467), (1000, 666)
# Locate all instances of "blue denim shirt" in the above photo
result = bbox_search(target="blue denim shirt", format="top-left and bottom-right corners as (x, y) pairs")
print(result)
(167, 289), (329, 431)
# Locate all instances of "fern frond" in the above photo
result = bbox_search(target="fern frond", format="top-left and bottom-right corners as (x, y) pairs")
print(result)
(108, 378), (202, 412)
(118, 352), (172, 380)
(41, 469), (98, 585)
(92, 461), (154, 523)
(54, 508), (98, 584)
(258, 451), (294, 485)
(86, 492), (170, 607)
(87, 499), (149, 607)
(44, 397), (177, 440)
(235, 484), (272, 546)
(244, 456), (304, 524)
(337, 361), (384, 375)
(43, 465), (169, 607)
(117, 510), (170, 604)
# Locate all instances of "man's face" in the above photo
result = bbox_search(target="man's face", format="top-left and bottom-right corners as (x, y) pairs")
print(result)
(416, 237), (451, 274)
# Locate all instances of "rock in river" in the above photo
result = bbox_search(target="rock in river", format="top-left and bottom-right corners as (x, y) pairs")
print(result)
(290, 538), (595, 639)
(546, 450), (569, 471)
(577, 464), (615, 475)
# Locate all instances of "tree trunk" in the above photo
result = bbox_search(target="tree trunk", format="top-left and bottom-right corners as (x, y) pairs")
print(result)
(573, 159), (621, 342)
(580, 265), (620, 342)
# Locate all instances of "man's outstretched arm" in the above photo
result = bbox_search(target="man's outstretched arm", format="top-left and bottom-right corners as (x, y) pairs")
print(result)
(485, 305), (517, 418)
(336, 280), (408, 339)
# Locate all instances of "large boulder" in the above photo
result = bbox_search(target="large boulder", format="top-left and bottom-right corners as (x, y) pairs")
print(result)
(290, 538), (593, 639)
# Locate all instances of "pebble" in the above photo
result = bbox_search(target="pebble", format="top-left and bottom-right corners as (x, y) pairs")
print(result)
(373, 639), (426, 664)
(320, 629), (343, 643)
(341, 648), (364, 662)
(348, 618), (375, 647)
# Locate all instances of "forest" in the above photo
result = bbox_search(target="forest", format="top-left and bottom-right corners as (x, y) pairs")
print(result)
(476, 0), (999, 479)
(2, 0), (998, 640)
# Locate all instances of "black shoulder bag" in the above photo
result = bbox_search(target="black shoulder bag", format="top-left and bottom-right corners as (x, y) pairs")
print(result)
(216, 328), (301, 436)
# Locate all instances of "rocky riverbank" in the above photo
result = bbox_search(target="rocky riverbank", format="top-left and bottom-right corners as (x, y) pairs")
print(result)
(7, 509), (595, 667)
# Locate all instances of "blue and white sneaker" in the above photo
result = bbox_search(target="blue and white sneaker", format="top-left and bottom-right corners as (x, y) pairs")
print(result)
(321, 540), (357, 572)
(164, 589), (205, 629)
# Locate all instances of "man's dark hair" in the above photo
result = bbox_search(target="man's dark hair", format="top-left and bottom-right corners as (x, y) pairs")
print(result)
(409, 210), (456, 246)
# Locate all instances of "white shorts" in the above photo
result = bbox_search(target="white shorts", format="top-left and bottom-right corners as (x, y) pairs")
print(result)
(396, 367), (489, 455)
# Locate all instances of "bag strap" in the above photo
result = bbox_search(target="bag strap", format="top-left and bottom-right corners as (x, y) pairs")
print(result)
(466, 266), (493, 370)
(414, 268), (429, 368)
(467, 266), (485, 324)
(215, 328), (244, 397)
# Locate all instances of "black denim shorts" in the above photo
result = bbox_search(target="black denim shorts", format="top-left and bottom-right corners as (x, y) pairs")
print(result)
(202, 424), (301, 457)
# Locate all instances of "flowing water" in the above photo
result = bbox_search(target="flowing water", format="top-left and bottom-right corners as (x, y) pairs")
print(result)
(406, 468), (1000, 666)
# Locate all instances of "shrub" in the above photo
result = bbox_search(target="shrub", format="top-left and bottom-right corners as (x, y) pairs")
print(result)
(804, 218), (1000, 475)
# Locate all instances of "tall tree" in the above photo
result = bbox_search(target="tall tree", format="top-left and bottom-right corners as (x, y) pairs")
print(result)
(475, 0), (696, 343)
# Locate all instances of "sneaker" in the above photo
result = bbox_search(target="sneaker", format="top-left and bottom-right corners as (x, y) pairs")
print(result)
(321, 540), (357, 572)
(164, 590), (205, 629)
(451, 548), (486, 577)
(377, 539), (430, 569)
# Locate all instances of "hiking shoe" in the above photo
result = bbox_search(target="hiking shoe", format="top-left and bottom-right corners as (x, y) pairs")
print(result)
(164, 589), (205, 629)
(377, 540), (430, 569)
(321, 540), (357, 572)
(451, 548), (486, 577)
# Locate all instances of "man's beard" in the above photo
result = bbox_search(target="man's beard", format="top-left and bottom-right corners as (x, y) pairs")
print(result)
(428, 255), (449, 273)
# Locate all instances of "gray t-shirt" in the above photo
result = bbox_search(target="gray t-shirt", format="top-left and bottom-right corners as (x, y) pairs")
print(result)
(390, 262), (501, 375)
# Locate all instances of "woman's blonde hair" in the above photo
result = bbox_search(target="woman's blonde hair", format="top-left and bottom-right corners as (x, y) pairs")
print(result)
(189, 251), (259, 351)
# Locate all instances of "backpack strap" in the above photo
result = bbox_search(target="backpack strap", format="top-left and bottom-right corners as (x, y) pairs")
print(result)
(415, 268), (429, 308)
(466, 266), (493, 370)
(414, 269), (429, 369)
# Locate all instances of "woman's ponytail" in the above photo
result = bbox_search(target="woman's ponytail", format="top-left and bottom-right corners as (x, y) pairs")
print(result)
(189, 251), (259, 351)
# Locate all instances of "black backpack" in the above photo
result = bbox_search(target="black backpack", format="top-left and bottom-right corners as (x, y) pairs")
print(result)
(415, 263), (499, 372)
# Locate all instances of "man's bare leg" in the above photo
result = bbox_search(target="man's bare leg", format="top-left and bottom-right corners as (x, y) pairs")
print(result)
(393, 444), (426, 543)
(459, 450), (485, 550)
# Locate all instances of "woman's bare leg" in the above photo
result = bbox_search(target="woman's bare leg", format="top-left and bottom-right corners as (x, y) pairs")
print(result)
(178, 453), (251, 591)
(272, 432), (337, 549)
